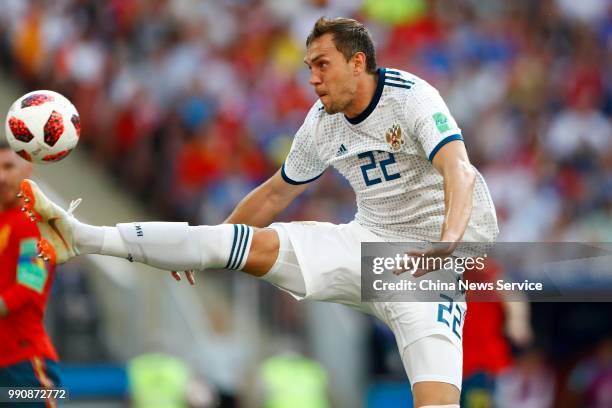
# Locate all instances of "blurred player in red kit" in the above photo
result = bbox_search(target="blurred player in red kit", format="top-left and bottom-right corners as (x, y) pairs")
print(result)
(462, 259), (533, 407)
(0, 141), (60, 406)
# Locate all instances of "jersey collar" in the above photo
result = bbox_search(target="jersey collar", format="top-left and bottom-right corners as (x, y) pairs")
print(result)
(344, 67), (386, 125)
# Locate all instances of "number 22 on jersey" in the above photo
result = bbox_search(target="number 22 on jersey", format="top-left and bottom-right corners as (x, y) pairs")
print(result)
(358, 151), (401, 186)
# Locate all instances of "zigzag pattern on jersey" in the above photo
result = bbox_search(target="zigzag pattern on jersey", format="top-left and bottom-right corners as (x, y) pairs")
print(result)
(384, 69), (416, 90)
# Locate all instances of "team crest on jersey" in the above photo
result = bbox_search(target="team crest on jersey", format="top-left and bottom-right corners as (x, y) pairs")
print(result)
(385, 124), (404, 152)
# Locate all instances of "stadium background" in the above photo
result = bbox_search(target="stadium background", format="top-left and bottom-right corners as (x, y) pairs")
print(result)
(0, 0), (611, 406)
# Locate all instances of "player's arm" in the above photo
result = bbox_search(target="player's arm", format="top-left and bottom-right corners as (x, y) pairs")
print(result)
(224, 169), (309, 227)
(406, 141), (475, 277)
(502, 300), (533, 347)
(431, 140), (476, 244)
(227, 100), (324, 226)
(174, 103), (323, 281)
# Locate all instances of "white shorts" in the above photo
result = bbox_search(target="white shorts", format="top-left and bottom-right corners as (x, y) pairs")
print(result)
(265, 221), (465, 390)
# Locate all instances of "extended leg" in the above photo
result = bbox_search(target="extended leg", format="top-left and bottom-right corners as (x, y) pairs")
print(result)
(19, 179), (280, 276)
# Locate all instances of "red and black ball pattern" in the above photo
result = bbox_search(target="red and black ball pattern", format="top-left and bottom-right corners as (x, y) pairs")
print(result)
(21, 93), (54, 109)
(43, 110), (64, 147)
(42, 149), (72, 162)
(8, 117), (34, 142)
(15, 150), (32, 162)
(71, 114), (81, 138)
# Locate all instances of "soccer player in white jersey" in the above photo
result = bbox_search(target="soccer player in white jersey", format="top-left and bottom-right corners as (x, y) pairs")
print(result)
(20, 17), (498, 407)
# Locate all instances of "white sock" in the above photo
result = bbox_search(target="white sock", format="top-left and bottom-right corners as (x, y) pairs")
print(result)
(74, 220), (105, 255)
(75, 221), (254, 271)
(99, 226), (128, 258)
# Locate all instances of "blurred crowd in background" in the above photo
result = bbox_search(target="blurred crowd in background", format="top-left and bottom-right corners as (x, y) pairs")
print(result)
(1, 0), (609, 236)
(1, 0), (611, 406)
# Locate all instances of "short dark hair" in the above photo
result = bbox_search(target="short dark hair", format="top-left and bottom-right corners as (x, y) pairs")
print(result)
(306, 17), (377, 74)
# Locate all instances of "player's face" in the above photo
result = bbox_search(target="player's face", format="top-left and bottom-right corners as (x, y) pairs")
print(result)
(305, 33), (357, 114)
(0, 148), (31, 209)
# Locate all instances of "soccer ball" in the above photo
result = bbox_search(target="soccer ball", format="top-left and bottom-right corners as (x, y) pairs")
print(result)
(4, 90), (80, 164)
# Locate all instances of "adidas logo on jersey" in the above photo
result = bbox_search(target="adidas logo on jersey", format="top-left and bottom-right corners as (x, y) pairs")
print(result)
(336, 144), (348, 157)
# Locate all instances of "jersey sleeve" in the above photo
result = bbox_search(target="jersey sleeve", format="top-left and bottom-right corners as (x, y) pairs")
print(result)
(281, 103), (328, 185)
(406, 84), (463, 162)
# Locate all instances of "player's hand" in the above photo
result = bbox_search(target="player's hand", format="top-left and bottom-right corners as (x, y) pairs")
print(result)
(171, 270), (196, 285)
(394, 242), (458, 277)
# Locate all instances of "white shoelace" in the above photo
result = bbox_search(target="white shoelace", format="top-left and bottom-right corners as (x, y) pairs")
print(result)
(67, 198), (82, 216)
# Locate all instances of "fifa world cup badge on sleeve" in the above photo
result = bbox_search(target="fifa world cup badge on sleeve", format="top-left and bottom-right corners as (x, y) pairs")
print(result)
(433, 112), (450, 133)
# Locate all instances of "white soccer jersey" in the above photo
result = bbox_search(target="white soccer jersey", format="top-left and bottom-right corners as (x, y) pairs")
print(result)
(282, 68), (498, 243)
